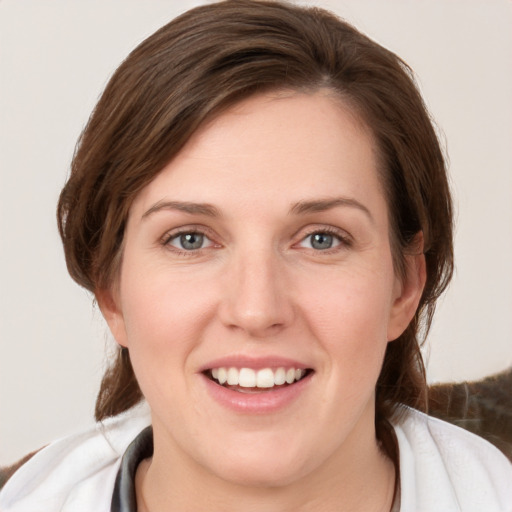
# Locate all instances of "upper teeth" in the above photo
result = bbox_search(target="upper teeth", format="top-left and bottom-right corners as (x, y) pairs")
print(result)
(211, 367), (306, 388)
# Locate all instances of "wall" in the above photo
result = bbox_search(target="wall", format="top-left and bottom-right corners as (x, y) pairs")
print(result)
(1, 0), (511, 465)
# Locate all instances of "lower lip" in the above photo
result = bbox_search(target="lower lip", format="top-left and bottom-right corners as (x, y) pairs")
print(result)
(201, 373), (313, 414)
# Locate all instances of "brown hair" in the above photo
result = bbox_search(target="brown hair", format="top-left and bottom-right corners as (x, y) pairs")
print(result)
(57, 0), (453, 426)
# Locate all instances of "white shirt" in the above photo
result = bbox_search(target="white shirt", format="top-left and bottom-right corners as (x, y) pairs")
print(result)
(1, 402), (511, 512)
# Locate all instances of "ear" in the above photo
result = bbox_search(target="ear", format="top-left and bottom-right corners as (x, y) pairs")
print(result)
(96, 288), (128, 348)
(387, 234), (427, 342)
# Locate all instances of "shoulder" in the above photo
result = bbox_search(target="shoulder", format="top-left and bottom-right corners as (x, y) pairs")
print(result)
(0, 402), (151, 512)
(393, 407), (512, 512)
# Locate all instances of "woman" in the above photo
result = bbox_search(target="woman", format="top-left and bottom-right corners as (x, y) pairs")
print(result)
(1, 1), (510, 510)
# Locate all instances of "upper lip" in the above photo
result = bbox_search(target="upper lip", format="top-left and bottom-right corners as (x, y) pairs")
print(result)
(198, 355), (312, 372)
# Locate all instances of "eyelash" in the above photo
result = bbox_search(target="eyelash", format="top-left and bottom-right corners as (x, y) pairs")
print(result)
(296, 226), (352, 253)
(160, 225), (352, 256)
(160, 226), (218, 256)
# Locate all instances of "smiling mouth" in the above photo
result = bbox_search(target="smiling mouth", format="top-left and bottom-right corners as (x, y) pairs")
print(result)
(204, 367), (313, 392)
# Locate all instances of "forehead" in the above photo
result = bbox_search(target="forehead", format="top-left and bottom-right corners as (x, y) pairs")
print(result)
(130, 91), (385, 220)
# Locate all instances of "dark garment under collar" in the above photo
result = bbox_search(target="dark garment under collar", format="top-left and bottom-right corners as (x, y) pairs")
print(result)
(111, 426), (153, 512)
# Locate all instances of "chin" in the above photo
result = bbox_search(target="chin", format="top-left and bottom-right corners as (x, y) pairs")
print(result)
(206, 442), (315, 489)
(217, 462), (307, 489)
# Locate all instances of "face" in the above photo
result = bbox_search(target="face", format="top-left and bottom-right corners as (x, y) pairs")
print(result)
(101, 91), (424, 488)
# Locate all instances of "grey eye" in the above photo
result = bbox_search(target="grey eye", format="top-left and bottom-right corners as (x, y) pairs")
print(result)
(299, 232), (342, 251)
(172, 233), (206, 250)
(310, 233), (334, 250)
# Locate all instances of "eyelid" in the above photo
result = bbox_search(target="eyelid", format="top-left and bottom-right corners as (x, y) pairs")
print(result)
(293, 225), (353, 250)
(160, 225), (221, 251)
(169, 232), (214, 250)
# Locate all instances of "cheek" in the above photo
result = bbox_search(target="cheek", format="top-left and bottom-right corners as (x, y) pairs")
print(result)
(298, 264), (395, 380)
(120, 260), (214, 341)
(301, 266), (395, 339)
(117, 265), (217, 393)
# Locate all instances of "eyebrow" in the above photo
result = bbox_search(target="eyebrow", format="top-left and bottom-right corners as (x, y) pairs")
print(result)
(142, 200), (221, 219)
(289, 197), (374, 223)
(142, 197), (373, 222)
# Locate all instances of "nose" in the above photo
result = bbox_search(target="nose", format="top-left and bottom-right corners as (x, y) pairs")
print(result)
(218, 249), (294, 338)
